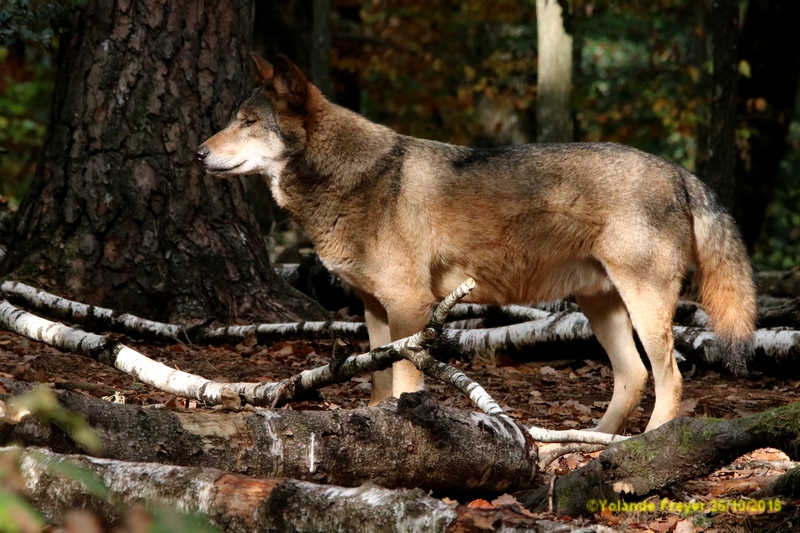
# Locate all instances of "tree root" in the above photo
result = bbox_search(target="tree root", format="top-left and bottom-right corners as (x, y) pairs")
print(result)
(515, 402), (800, 517)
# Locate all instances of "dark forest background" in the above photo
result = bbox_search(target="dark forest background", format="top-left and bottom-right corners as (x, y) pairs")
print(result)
(2, 0), (799, 272)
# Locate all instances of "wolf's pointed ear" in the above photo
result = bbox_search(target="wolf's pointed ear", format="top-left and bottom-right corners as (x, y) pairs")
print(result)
(251, 53), (274, 84)
(271, 54), (308, 109)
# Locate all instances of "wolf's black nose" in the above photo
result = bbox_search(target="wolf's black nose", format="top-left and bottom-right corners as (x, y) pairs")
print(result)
(196, 146), (209, 161)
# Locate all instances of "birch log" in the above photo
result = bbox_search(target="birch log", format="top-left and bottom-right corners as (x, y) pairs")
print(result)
(0, 299), (624, 445)
(0, 289), (515, 416)
(0, 280), (367, 344)
(7, 447), (592, 533)
(0, 379), (537, 492)
(434, 314), (800, 374)
(0, 300), (314, 407)
(6, 281), (800, 373)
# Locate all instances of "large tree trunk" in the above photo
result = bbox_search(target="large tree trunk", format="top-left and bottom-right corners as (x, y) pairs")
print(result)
(536, 0), (573, 143)
(1, 0), (323, 323)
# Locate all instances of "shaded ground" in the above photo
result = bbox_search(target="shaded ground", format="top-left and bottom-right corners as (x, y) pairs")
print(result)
(1, 328), (798, 532)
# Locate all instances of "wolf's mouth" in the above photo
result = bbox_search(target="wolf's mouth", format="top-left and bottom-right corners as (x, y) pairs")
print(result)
(205, 161), (244, 174)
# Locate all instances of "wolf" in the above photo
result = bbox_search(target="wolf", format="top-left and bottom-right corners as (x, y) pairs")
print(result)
(197, 54), (756, 434)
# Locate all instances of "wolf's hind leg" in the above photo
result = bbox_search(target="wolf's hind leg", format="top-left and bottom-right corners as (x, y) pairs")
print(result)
(605, 274), (683, 432)
(576, 289), (648, 434)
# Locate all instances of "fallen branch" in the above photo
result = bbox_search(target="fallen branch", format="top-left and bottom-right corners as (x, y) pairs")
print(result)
(0, 299), (303, 407)
(0, 379), (536, 493)
(1, 291), (622, 446)
(538, 443), (605, 471)
(514, 401), (800, 517)
(674, 325), (800, 373)
(527, 428), (626, 445)
(445, 303), (551, 325)
(7, 281), (800, 372)
(0, 281), (513, 417)
(757, 270), (800, 298)
(0, 280), (368, 344)
(756, 297), (800, 329)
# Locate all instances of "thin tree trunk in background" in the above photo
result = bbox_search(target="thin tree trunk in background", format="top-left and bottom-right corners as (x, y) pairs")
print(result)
(311, 0), (333, 99)
(705, 0), (739, 213)
(331, 1), (363, 112)
(693, 0), (711, 178)
(536, 0), (573, 143)
(2, 0), (324, 323)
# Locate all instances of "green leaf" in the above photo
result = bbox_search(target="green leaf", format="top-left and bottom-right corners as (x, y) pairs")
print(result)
(0, 489), (45, 533)
(738, 59), (752, 78)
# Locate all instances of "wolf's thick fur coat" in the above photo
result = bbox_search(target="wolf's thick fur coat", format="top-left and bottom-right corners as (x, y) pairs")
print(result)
(198, 55), (756, 434)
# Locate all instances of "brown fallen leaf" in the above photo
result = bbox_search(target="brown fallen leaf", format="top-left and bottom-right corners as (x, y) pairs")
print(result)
(649, 514), (680, 532)
(467, 499), (495, 509)
(678, 397), (699, 417)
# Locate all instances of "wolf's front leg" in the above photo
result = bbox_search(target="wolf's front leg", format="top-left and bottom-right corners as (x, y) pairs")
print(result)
(360, 292), (394, 406)
(386, 299), (432, 397)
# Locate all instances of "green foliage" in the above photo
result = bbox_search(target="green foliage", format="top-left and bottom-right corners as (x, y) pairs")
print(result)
(0, 45), (56, 207)
(148, 504), (221, 533)
(0, 45), (55, 209)
(334, 0), (537, 145)
(335, 0), (709, 165)
(752, 121), (800, 270)
(0, 0), (84, 48)
(573, 0), (706, 168)
(0, 1), (74, 206)
(0, 450), (46, 533)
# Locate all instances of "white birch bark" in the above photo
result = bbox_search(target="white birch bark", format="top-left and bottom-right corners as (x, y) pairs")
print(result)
(6, 446), (593, 533)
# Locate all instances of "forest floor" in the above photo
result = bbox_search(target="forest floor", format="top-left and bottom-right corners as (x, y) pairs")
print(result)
(1, 324), (798, 532)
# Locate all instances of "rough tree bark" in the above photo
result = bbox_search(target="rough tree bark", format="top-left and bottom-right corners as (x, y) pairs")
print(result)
(536, 0), (573, 143)
(0, 379), (537, 493)
(7, 447), (584, 533)
(704, 0), (739, 213)
(1, 0), (323, 323)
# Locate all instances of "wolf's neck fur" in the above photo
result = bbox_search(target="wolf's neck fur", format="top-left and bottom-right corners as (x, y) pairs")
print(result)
(273, 97), (401, 277)
(307, 101), (398, 185)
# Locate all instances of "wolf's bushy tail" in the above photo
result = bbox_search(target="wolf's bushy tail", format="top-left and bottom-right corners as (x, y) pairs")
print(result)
(686, 177), (756, 375)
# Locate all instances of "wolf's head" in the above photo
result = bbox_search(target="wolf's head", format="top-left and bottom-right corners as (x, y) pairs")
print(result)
(196, 54), (314, 183)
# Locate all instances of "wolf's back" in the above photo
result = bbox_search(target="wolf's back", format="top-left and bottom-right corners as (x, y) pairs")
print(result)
(685, 175), (756, 374)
